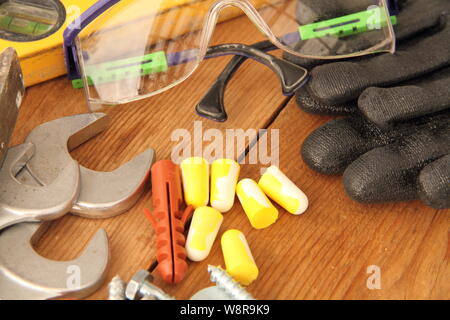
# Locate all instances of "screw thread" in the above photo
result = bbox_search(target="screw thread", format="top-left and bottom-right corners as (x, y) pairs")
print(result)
(108, 275), (126, 300)
(208, 265), (255, 300)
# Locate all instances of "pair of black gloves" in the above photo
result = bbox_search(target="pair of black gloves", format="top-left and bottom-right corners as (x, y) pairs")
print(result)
(284, 0), (450, 209)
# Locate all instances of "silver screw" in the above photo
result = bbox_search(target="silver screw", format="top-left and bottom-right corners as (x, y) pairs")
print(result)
(108, 275), (126, 300)
(208, 265), (255, 300)
(125, 270), (175, 300)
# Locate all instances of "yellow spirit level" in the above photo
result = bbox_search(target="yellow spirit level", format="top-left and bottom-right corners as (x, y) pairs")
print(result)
(0, 0), (96, 87)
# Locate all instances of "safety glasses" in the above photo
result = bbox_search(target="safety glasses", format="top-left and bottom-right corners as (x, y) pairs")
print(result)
(63, 0), (396, 111)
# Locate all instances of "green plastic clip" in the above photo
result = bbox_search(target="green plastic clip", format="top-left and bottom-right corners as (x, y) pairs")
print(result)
(72, 51), (168, 89)
(299, 7), (397, 40)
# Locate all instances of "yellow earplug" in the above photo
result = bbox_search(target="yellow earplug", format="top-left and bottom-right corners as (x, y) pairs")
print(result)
(258, 166), (308, 215)
(221, 229), (258, 286)
(180, 157), (209, 208)
(236, 178), (278, 229)
(186, 206), (223, 261)
(210, 159), (240, 213)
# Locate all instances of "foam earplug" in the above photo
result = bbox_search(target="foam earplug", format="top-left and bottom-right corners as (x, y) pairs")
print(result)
(210, 159), (240, 212)
(258, 165), (308, 215)
(186, 206), (223, 261)
(221, 229), (258, 286)
(236, 178), (278, 229)
(180, 157), (209, 208)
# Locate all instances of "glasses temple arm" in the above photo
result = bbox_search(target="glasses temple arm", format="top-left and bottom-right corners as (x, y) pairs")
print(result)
(197, 42), (308, 122)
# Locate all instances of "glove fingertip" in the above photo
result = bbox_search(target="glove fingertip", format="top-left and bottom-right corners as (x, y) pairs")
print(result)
(417, 155), (450, 209)
(358, 87), (396, 129)
(301, 118), (369, 175)
(308, 63), (368, 105)
(342, 160), (372, 204)
(342, 148), (417, 204)
(295, 87), (357, 116)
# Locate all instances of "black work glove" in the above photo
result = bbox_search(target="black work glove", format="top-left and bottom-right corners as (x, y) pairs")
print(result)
(284, 0), (450, 209)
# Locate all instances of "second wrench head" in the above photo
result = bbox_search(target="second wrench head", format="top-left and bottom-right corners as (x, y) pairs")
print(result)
(0, 221), (109, 299)
(18, 113), (155, 218)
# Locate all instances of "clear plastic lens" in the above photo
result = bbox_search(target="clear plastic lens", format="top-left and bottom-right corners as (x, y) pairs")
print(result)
(77, 0), (211, 107)
(75, 0), (395, 110)
(255, 0), (395, 57)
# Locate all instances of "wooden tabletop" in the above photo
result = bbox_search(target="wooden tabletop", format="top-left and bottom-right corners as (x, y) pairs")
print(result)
(11, 14), (449, 300)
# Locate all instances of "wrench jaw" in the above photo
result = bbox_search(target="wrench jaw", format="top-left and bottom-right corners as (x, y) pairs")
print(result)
(0, 144), (34, 228)
(67, 113), (110, 151)
(71, 149), (155, 219)
(0, 222), (110, 300)
(19, 113), (155, 219)
(21, 113), (109, 187)
(2, 142), (34, 177)
(0, 144), (80, 231)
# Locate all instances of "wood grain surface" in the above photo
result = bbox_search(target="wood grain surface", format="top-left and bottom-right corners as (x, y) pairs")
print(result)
(8, 14), (449, 300)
